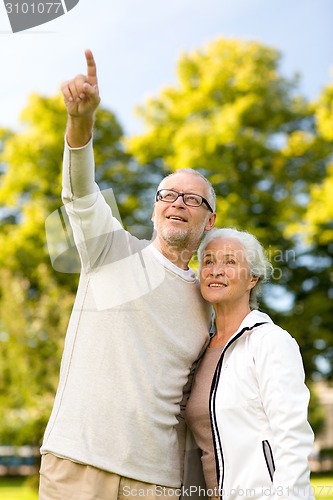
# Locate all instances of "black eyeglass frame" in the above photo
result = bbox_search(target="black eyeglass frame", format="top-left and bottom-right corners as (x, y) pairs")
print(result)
(155, 189), (214, 213)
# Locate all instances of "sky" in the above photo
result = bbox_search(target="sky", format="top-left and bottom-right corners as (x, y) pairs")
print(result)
(0, 0), (332, 136)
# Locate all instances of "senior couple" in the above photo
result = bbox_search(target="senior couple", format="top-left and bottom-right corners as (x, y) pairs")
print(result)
(39, 50), (314, 500)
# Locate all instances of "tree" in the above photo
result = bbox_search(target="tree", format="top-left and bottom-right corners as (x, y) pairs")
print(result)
(126, 37), (333, 386)
(0, 92), (162, 445)
(0, 266), (74, 445)
(0, 38), (332, 444)
(280, 82), (333, 381)
(303, 82), (333, 246)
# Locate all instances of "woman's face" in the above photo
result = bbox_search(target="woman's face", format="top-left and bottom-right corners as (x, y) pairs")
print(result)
(200, 237), (258, 306)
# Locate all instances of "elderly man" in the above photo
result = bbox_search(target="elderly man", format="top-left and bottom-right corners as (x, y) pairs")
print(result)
(39, 50), (216, 500)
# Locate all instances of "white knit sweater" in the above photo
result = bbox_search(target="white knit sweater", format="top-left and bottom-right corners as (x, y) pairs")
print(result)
(40, 139), (211, 487)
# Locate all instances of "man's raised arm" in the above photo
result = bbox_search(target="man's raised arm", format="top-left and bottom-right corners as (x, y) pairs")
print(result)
(61, 49), (101, 148)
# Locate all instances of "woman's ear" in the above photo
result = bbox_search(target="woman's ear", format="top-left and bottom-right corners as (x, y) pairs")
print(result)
(248, 275), (260, 290)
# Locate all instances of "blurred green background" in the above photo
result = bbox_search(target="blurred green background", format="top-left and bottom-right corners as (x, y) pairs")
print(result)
(0, 37), (332, 496)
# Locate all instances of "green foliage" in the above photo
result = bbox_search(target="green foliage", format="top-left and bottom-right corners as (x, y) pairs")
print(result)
(308, 384), (327, 437)
(0, 266), (74, 445)
(0, 37), (332, 445)
(0, 92), (153, 445)
(127, 39), (330, 246)
(127, 37), (333, 383)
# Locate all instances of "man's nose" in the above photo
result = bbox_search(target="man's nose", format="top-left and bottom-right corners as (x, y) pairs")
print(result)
(172, 194), (186, 208)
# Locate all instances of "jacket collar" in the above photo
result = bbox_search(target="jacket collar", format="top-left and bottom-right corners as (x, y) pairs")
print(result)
(221, 309), (273, 348)
(237, 309), (273, 331)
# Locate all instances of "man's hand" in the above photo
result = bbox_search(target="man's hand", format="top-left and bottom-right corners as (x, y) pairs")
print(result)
(62, 50), (101, 148)
(62, 49), (100, 118)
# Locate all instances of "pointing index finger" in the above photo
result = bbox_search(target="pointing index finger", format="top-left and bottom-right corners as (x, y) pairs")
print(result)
(85, 49), (97, 81)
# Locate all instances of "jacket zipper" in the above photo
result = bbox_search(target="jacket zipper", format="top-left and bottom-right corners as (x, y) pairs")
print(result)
(210, 322), (268, 499)
(262, 440), (275, 482)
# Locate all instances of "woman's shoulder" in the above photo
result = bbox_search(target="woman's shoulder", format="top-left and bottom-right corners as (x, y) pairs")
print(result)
(246, 310), (296, 349)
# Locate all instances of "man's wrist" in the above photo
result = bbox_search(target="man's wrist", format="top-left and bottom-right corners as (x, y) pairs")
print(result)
(66, 114), (95, 148)
(65, 135), (92, 150)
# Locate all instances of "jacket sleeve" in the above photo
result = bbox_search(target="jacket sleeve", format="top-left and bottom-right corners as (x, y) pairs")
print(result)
(253, 326), (315, 500)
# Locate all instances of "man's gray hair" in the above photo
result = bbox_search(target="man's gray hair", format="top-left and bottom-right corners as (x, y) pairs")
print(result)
(158, 168), (216, 211)
(198, 227), (273, 309)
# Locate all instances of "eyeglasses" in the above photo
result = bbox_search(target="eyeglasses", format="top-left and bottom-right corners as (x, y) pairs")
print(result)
(155, 189), (214, 212)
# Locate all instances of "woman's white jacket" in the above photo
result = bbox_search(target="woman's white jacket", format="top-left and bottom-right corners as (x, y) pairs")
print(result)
(184, 310), (315, 500)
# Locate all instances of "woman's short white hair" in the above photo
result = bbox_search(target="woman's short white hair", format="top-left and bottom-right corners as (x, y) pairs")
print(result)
(198, 227), (273, 309)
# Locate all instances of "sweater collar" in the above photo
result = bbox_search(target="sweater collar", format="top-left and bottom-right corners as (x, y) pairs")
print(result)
(147, 243), (196, 281)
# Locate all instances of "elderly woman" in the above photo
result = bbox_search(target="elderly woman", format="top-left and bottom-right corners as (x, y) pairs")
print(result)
(185, 228), (314, 500)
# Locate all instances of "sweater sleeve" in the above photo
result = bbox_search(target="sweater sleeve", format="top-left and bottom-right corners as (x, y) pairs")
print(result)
(61, 138), (121, 272)
(253, 327), (314, 500)
(62, 137), (98, 203)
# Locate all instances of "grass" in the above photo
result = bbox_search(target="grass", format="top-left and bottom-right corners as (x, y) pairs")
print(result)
(0, 477), (38, 500)
(0, 475), (333, 499)
(312, 476), (333, 499)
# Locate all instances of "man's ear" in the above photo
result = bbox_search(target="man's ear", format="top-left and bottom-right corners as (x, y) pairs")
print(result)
(204, 212), (216, 232)
(151, 204), (156, 223)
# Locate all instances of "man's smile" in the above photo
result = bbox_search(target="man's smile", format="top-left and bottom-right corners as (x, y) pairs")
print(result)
(166, 215), (187, 222)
